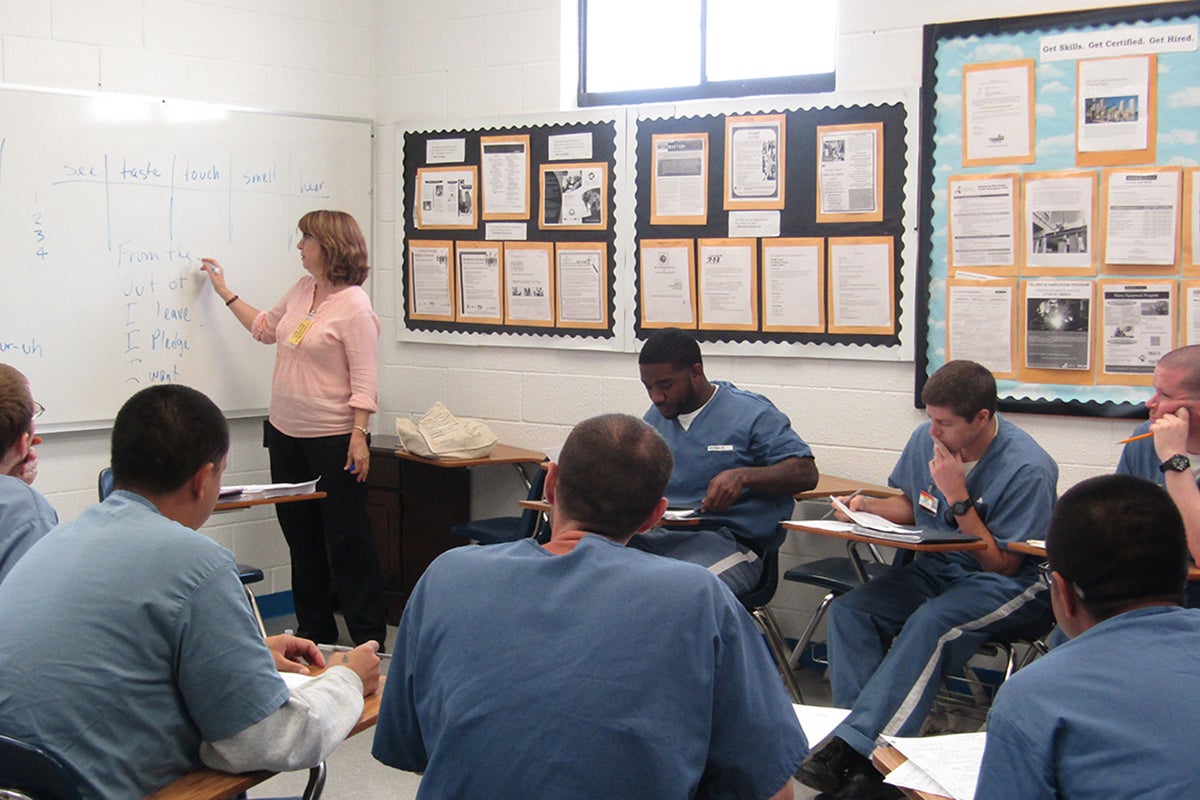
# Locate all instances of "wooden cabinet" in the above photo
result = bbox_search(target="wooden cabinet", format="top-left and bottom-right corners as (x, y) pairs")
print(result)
(367, 435), (469, 624)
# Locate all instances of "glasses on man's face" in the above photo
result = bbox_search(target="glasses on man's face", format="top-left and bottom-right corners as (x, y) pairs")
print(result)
(1039, 560), (1087, 599)
(32, 401), (45, 420)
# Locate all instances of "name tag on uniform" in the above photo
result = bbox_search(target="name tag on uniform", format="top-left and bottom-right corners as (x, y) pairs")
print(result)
(707, 444), (734, 452)
(287, 319), (313, 346)
(918, 490), (939, 515)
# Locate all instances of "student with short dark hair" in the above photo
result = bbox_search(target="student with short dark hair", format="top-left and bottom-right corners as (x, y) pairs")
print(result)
(633, 327), (818, 596)
(373, 413), (807, 800)
(975, 474), (1200, 800)
(0, 384), (381, 800)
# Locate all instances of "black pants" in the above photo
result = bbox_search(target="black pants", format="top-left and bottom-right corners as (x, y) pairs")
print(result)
(266, 422), (387, 647)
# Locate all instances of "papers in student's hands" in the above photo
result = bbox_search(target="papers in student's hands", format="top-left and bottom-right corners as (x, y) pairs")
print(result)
(662, 508), (698, 521)
(881, 732), (986, 800)
(219, 478), (320, 499)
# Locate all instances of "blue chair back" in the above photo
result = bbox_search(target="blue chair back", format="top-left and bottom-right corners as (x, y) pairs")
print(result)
(97, 467), (114, 501)
(0, 734), (82, 800)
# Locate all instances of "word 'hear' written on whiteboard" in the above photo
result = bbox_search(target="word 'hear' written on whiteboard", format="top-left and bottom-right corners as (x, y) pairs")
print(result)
(0, 88), (372, 429)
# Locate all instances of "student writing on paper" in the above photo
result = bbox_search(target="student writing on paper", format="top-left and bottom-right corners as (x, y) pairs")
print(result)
(976, 474), (1200, 800)
(0, 363), (57, 585)
(0, 385), (381, 800)
(797, 360), (1057, 800)
(202, 209), (387, 649)
(373, 414), (806, 800)
(631, 328), (819, 598)
(1115, 344), (1200, 606)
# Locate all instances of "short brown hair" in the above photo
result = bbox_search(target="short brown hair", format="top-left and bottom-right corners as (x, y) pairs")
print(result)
(1157, 345), (1200, 395)
(921, 360), (997, 421)
(0, 364), (33, 455)
(298, 210), (369, 286)
(555, 414), (673, 539)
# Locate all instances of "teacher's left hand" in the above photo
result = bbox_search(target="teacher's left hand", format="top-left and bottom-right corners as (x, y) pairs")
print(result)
(346, 434), (370, 482)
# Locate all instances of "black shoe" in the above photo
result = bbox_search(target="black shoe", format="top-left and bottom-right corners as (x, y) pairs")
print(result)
(832, 758), (904, 800)
(795, 737), (866, 795)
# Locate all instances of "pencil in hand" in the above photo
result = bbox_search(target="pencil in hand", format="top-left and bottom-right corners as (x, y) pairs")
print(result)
(1116, 431), (1153, 445)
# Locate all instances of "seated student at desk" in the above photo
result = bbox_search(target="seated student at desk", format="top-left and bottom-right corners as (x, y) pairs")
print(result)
(632, 327), (818, 596)
(0, 385), (381, 800)
(373, 413), (806, 800)
(0, 363), (57, 584)
(1115, 345), (1200, 605)
(976, 474), (1200, 800)
(797, 360), (1057, 800)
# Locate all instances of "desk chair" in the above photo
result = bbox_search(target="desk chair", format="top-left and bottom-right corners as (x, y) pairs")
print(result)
(97, 468), (268, 637)
(743, 549), (806, 704)
(0, 733), (82, 800)
(782, 541), (892, 673)
(450, 463), (549, 545)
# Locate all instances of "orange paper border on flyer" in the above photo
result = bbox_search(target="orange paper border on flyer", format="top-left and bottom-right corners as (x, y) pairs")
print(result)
(455, 241), (504, 325)
(827, 236), (896, 336)
(761, 238), (825, 333)
(406, 240), (456, 323)
(961, 60), (1036, 167)
(1075, 55), (1157, 168)
(815, 123), (884, 224)
(554, 241), (609, 329)
(697, 238), (759, 332)
(639, 239), (697, 329)
(502, 240), (555, 327)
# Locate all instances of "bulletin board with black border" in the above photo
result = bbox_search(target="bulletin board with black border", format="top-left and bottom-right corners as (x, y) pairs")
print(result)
(916, 2), (1200, 418)
(633, 100), (910, 347)
(399, 118), (619, 340)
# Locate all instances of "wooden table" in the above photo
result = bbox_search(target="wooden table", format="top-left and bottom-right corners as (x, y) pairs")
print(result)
(871, 746), (952, 800)
(213, 492), (326, 512)
(1009, 539), (1200, 580)
(782, 521), (988, 554)
(795, 474), (902, 501)
(146, 672), (386, 800)
(368, 436), (547, 623)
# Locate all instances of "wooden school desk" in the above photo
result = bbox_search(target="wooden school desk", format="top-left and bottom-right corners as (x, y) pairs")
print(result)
(871, 746), (953, 800)
(146, 670), (386, 800)
(782, 521), (987, 555)
(367, 436), (547, 623)
(795, 474), (903, 502)
(213, 492), (326, 512)
(1008, 540), (1200, 581)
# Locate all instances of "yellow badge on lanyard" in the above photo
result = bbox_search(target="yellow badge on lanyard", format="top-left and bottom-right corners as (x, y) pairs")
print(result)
(287, 318), (314, 346)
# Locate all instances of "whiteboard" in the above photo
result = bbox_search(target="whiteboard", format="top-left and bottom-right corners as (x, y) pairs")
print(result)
(0, 87), (373, 430)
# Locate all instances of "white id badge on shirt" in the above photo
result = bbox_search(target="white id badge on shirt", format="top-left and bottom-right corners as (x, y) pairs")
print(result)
(918, 490), (939, 515)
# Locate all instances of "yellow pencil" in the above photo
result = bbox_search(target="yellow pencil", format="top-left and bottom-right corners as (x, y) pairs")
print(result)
(1116, 431), (1153, 445)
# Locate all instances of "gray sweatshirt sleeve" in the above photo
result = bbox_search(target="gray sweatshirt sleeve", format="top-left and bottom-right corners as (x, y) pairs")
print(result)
(198, 666), (366, 773)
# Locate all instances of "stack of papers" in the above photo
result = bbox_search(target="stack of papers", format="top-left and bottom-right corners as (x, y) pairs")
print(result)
(219, 478), (320, 499)
(881, 732), (986, 800)
(831, 497), (927, 542)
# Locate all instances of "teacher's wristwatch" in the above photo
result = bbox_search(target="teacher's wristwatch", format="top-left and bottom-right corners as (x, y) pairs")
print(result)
(1159, 454), (1191, 473)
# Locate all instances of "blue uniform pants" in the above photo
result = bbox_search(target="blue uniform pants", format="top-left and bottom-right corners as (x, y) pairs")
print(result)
(827, 556), (1051, 756)
(627, 526), (762, 598)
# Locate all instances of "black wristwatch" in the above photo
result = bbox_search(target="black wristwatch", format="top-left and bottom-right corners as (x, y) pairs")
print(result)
(1159, 454), (1191, 473)
(950, 496), (974, 516)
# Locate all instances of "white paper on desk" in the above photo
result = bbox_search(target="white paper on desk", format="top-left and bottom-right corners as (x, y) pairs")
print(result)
(882, 732), (986, 800)
(793, 704), (850, 747)
(831, 497), (922, 535)
(792, 520), (858, 533)
(220, 478), (319, 499)
(884, 760), (953, 798)
(662, 508), (698, 521)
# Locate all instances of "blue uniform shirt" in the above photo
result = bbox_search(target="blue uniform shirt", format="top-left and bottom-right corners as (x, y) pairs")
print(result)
(644, 381), (812, 550)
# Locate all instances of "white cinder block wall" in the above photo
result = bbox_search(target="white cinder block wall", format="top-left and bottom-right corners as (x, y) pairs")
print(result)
(9, 0), (1162, 639)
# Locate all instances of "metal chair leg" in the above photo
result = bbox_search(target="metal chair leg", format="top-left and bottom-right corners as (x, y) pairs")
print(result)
(786, 591), (835, 671)
(244, 584), (267, 639)
(752, 606), (805, 704)
(301, 762), (327, 800)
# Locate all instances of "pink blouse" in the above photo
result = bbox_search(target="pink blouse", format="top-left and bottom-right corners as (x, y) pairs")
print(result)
(252, 274), (380, 438)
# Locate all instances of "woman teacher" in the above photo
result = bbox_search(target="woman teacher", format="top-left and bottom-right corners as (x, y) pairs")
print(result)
(201, 210), (387, 648)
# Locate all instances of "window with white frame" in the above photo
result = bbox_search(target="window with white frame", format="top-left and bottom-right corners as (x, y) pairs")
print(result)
(579, 0), (836, 106)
